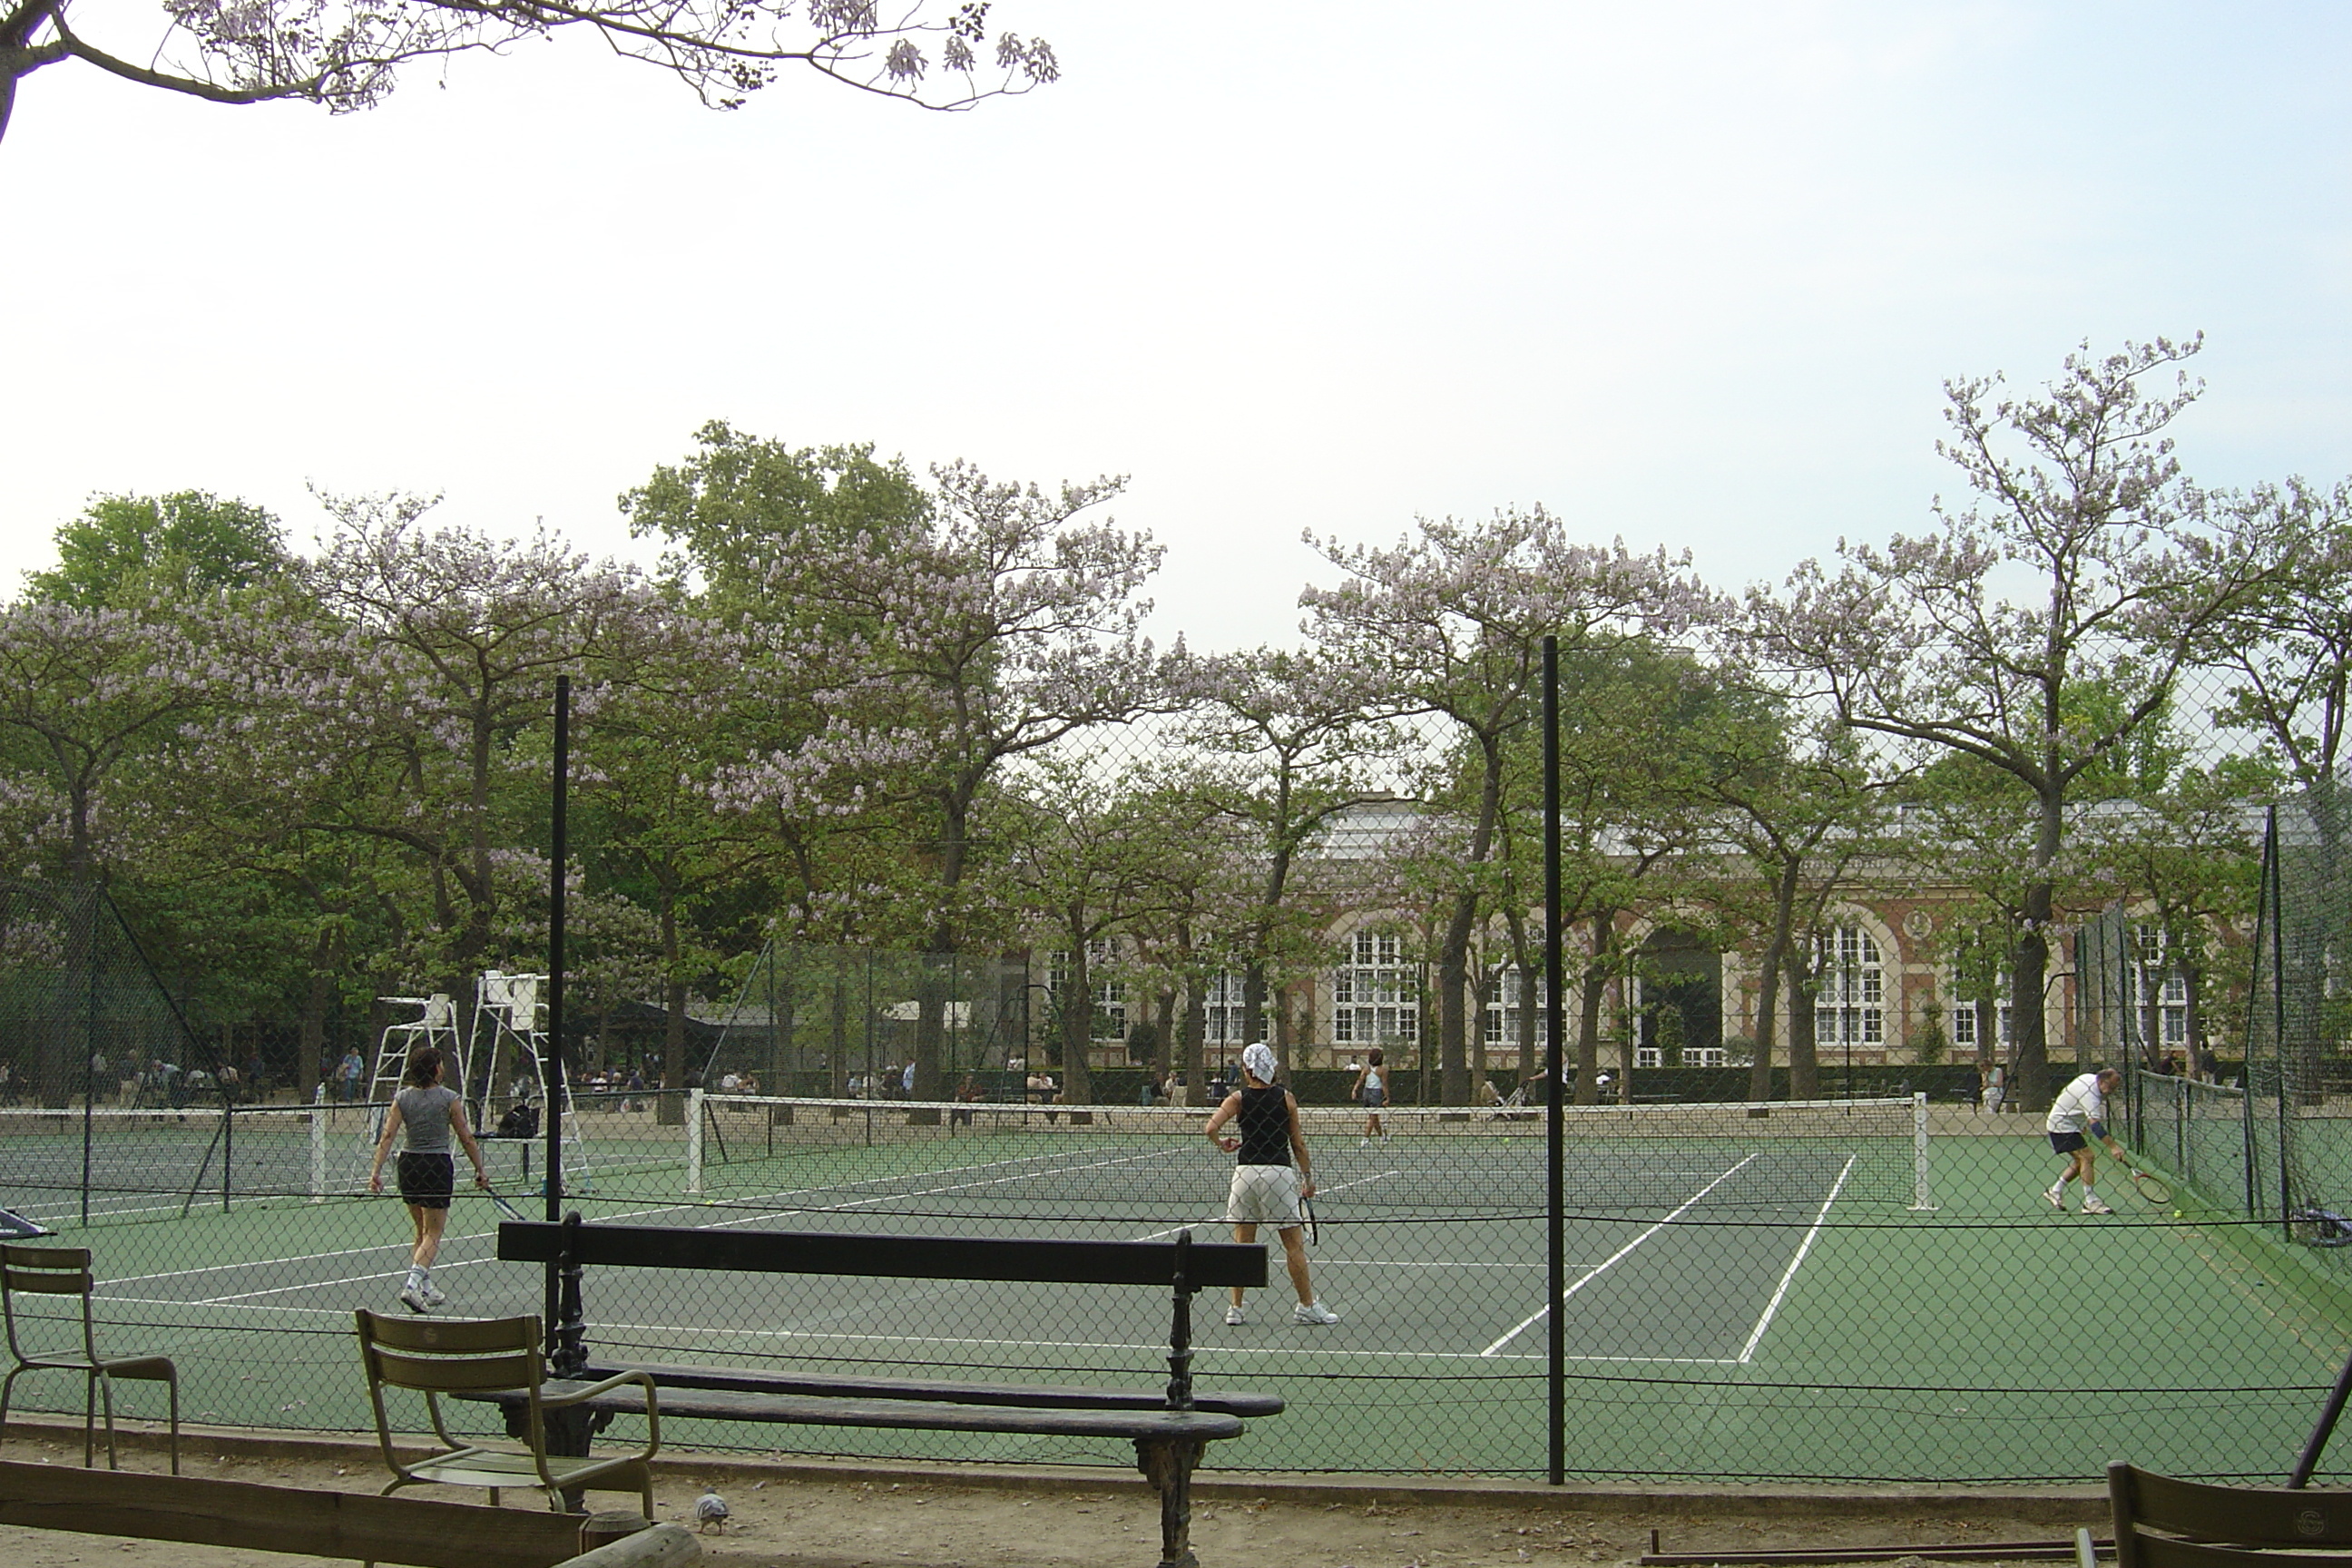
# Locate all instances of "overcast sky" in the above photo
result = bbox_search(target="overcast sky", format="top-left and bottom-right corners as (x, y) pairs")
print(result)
(5, 2), (2348, 652)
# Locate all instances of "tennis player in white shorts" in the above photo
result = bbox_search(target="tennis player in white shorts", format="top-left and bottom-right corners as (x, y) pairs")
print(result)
(1204, 1043), (1338, 1327)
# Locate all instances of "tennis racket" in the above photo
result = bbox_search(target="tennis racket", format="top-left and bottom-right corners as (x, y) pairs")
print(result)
(2122, 1164), (2173, 1206)
(483, 1186), (526, 1221)
(1301, 1195), (1318, 1247)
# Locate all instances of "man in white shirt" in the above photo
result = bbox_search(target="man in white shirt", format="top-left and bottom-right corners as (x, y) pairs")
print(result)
(2043, 1068), (2127, 1214)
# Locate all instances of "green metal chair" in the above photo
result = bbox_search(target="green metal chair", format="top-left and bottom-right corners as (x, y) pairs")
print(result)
(354, 1309), (657, 1514)
(0, 1243), (179, 1473)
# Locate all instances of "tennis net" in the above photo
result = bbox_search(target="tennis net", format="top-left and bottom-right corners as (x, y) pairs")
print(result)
(685, 1092), (1932, 1218)
(0, 1103), (332, 1223)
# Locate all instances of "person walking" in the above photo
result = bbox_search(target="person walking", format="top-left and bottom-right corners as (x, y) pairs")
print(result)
(368, 1045), (490, 1312)
(2043, 1067), (2127, 1215)
(1349, 1048), (1387, 1146)
(1204, 1042), (1338, 1328)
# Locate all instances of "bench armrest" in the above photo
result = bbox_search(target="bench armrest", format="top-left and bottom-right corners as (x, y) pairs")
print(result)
(541, 1370), (661, 1460)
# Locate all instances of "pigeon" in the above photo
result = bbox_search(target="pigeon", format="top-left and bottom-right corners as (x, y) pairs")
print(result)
(694, 1490), (730, 1534)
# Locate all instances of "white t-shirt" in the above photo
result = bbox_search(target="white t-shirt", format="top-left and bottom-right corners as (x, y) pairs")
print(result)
(2045, 1073), (2107, 1135)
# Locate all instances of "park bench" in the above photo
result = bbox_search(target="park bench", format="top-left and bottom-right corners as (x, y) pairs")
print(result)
(484, 1216), (1281, 1568)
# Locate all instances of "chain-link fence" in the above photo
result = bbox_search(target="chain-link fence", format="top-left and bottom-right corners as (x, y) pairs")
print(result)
(3, 666), (2347, 1486)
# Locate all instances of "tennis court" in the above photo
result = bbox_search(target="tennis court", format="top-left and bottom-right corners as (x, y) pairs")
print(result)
(5, 1095), (2347, 1482)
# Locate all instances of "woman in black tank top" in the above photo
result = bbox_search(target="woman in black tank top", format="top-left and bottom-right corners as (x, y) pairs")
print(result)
(1202, 1043), (1338, 1327)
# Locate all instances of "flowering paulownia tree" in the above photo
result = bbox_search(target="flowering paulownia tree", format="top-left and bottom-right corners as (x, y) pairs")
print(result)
(0, 0), (1054, 146)
(1747, 337), (2290, 1112)
(221, 493), (685, 1046)
(714, 460), (1181, 1104)
(1302, 510), (1716, 1106)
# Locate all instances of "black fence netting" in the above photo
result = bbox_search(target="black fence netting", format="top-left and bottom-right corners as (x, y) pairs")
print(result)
(4, 705), (2350, 1487)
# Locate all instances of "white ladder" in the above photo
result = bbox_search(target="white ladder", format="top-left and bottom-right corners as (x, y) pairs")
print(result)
(475, 972), (590, 1194)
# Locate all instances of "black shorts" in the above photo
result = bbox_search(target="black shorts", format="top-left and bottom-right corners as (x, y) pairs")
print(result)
(2048, 1131), (2089, 1155)
(397, 1151), (456, 1210)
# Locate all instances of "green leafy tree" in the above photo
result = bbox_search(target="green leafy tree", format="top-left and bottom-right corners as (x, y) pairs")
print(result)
(24, 492), (286, 609)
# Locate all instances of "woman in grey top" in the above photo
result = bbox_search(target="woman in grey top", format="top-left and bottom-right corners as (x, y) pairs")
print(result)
(368, 1045), (489, 1313)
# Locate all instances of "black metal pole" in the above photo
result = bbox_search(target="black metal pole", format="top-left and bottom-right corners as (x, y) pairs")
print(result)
(1543, 633), (1565, 1486)
(544, 676), (570, 1339)
(2272, 807), (2291, 1235)
(82, 887), (95, 1229)
(2290, 1345), (2352, 1486)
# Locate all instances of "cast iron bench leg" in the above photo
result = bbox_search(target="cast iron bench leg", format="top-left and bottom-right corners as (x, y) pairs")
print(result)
(1134, 1436), (1208, 1568)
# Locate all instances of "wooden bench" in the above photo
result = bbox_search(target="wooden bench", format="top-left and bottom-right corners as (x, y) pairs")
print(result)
(0, 1456), (687, 1568)
(486, 1217), (1280, 1568)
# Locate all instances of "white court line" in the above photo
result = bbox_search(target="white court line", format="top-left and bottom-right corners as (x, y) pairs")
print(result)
(90, 1296), (1741, 1365)
(189, 1256), (502, 1307)
(111, 1142), (1173, 1298)
(1734, 1155), (1855, 1364)
(1478, 1154), (1760, 1357)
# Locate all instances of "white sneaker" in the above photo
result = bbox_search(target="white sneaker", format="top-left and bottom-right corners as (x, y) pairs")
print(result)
(1224, 1305), (1246, 1327)
(420, 1282), (447, 1308)
(1358, 1138), (1370, 1149)
(2082, 1197), (2115, 1215)
(1292, 1301), (1339, 1326)
(399, 1283), (430, 1314)
(2042, 1184), (2065, 1210)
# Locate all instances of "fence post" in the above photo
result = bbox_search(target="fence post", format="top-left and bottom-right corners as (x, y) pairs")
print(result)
(685, 1088), (703, 1193)
(309, 1108), (326, 1202)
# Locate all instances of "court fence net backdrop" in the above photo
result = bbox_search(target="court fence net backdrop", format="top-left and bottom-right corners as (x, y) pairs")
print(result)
(5, 1073), (2348, 1486)
(5, 711), (2352, 1486)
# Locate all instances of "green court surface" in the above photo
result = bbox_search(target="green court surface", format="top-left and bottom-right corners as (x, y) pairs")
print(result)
(5, 1105), (2347, 1484)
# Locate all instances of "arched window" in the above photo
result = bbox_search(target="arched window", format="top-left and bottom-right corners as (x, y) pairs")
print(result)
(2126, 930), (2189, 1053)
(1333, 931), (1418, 1048)
(1814, 926), (1884, 1047)
(1483, 966), (1549, 1050)
(1046, 943), (1125, 1042)
(1202, 972), (1250, 1045)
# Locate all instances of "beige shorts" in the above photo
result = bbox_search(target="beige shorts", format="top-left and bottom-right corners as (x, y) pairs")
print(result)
(1226, 1162), (1303, 1228)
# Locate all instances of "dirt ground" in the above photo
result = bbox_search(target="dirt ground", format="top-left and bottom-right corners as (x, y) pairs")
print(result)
(0, 1423), (2109, 1568)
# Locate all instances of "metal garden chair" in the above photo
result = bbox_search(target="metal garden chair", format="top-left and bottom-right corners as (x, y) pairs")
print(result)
(354, 1309), (658, 1514)
(0, 1242), (179, 1473)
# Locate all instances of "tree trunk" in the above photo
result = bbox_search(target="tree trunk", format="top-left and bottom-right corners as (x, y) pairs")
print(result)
(1750, 859), (1799, 1102)
(1153, 988), (1176, 1085)
(1058, 926), (1094, 1106)
(1573, 913), (1614, 1104)
(1749, 936), (1784, 1103)
(1788, 940), (1821, 1100)
(1181, 972), (1208, 1108)
(1437, 889), (1477, 1105)
(2011, 908), (2053, 1110)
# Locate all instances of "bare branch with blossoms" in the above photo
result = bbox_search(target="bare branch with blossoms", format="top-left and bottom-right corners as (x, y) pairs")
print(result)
(0, 0), (1052, 146)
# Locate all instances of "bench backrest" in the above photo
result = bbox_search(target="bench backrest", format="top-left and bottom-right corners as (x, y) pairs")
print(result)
(2111, 1463), (2352, 1568)
(497, 1220), (1268, 1290)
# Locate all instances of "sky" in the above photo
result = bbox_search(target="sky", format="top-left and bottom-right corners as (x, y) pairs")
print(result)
(4, 2), (2349, 653)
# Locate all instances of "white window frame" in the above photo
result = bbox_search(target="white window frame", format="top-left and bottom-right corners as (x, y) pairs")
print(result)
(1482, 965), (1550, 1050)
(1333, 930), (1418, 1048)
(1202, 971), (1250, 1046)
(2129, 930), (2190, 1052)
(1815, 926), (1885, 1048)
(1046, 943), (1126, 1044)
